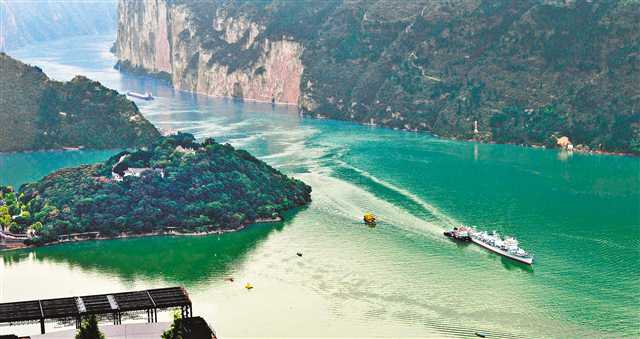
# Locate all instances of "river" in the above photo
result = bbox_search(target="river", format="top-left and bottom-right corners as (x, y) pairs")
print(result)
(1, 35), (638, 338)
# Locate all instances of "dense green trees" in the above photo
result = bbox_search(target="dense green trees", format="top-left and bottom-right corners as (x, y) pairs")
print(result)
(2, 133), (311, 245)
(75, 315), (105, 339)
(161, 312), (185, 339)
(0, 187), (35, 233)
(489, 106), (566, 147)
(295, 0), (639, 153)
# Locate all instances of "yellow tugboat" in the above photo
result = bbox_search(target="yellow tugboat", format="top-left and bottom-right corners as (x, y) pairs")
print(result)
(363, 212), (377, 226)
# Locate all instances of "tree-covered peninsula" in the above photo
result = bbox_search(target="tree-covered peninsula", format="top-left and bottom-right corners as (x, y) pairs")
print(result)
(0, 133), (311, 246)
(0, 53), (160, 152)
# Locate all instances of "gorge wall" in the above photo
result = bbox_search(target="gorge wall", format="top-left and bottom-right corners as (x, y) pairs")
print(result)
(115, 0), (640, 153)
(115, 0), (302, 104)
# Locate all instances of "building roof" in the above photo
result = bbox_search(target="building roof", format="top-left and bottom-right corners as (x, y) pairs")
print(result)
(0, 287), (191, 324)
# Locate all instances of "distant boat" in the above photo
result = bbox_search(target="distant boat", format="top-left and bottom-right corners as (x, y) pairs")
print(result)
(126, 91), (154, 100)
(62, 146), (83, 151)
(363, 212), (377, 226)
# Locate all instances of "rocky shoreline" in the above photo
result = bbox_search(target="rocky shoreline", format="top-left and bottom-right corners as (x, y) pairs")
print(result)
(305, 113), (639, 158)
(0, 216), (283, 252)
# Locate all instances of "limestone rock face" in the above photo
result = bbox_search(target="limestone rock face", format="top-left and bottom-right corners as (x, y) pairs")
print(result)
(116, 0), (172, 74)
(115, 0), (303, 105)
(213, 12), (261, 48)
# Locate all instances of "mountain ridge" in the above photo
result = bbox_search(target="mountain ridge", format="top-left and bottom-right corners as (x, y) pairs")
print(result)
(0, 53), (160, 152)
(114, 0), (640, 154)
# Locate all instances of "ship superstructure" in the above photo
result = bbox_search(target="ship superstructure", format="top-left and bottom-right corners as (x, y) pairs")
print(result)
(444, 226), (534, 265)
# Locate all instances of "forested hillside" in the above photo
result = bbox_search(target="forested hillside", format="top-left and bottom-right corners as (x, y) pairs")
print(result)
(116, 0), (640, 153)
(0, 53), (160, 152)
(0, 133), (311, 245)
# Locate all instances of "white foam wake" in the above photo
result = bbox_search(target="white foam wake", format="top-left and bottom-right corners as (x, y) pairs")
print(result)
(334, 160), (460, 228)
(297, 171), (445, 236)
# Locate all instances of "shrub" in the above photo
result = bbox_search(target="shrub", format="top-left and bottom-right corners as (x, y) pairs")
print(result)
(161, 311), (185, 339)
(75, 315), (105, 339)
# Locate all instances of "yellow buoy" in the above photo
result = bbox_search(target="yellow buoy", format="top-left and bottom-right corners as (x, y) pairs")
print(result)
(245, 283), (253, 290)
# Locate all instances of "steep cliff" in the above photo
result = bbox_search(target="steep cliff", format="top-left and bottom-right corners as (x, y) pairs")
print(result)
(115, 0), (640, 153)
(0, 0), (117, 51)
(0, 53), (160, 152)
(115, 0), (303, 104)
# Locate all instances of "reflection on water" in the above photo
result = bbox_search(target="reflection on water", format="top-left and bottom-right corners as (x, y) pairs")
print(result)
(4, 220), (287, 287)
(474, 143), (479, 161)
(557, 149), (573, 161)
(500, 256), (535, 273)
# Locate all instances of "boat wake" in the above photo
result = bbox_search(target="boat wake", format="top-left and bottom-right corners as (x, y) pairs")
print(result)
(334, 160), (461, 229)
(137, 98), (460, 240)
(299, 171), (445, 234)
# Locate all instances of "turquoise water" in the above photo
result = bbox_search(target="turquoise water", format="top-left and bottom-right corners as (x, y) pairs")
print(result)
(1, 35), (639, 337)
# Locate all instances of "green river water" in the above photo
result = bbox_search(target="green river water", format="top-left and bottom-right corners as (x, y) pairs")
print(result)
(0, 36), (638, 338)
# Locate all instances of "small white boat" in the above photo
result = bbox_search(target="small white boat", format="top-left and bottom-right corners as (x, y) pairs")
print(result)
(126, 91), (154, 100)
(62, 146), (83, 151)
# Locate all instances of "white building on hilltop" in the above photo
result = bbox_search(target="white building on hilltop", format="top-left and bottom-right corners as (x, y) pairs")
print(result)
(112, 168), (165, 181)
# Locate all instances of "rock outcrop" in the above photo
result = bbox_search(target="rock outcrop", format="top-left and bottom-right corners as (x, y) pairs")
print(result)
(115, 0), (640, 154)
(115, 0), (172, 75)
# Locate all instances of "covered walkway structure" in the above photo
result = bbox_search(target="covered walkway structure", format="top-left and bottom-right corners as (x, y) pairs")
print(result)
(0, 287), (193, 334)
